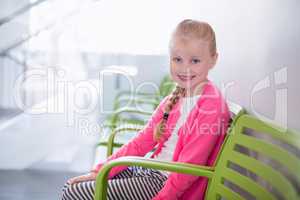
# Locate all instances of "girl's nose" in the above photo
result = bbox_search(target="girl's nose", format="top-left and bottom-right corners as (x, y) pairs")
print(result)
(182, 67), (193, 73)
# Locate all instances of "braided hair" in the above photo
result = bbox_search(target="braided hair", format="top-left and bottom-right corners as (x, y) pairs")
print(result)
(153, 85), (186, 142)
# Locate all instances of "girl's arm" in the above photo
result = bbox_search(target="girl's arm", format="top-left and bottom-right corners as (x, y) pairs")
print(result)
(153, 100), (230, 200)
(92, 96), (169, 178)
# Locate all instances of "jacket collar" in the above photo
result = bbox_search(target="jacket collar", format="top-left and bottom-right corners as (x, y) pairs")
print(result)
(168, 79), (213, 121)
(160, 80), (213, 140)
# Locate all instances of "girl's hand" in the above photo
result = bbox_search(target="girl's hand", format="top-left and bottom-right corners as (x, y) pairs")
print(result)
(67, 171), (98, 185)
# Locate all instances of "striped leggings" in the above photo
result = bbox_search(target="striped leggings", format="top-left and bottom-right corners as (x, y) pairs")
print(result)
(60, 166), (168, 200)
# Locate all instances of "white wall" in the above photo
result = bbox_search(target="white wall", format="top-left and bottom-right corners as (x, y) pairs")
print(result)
(102, 0), (300, 131)
(170, 0), (300, 131)
(0, 0), (29, 108)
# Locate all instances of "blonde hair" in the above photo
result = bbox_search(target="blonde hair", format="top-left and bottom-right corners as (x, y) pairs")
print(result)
(153, 19), (216, 142)
(169, 19), (217, 56)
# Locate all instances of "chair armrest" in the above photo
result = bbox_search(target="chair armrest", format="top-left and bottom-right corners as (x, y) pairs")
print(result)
(107, 126), (143, 157)
(115, 91), (158, 100)
(113, 107), (153, 116)
(102, 118), (146, 130)
(107, 107), (152, 127)
(94, 156), (214, 200)
(114, 96), (159, 109)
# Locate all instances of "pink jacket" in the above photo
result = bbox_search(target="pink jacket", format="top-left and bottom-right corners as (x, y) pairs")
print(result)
(93, 80), (230, 200)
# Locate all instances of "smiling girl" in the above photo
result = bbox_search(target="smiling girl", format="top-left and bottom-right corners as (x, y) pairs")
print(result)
(61, 19), (230, 200)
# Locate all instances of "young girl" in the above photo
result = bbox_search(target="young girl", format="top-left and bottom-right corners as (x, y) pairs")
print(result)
(61, 19), (230, 200)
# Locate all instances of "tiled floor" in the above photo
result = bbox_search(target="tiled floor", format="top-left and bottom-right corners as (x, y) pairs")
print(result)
(0, 169), (81, 200)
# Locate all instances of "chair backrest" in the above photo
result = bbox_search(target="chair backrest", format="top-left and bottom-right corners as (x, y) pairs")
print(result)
(211, 101), (245, 170)
(206, 113), (300, 200)
(227, 101), (245, 122)
(158, 75), (176, 98)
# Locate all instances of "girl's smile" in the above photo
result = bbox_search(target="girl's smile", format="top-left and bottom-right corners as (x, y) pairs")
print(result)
(177, 74), (196, 82)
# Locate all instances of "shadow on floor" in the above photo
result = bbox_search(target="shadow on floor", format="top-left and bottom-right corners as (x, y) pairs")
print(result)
(0, 108), (22, 122)
(0, 169), (81, 200)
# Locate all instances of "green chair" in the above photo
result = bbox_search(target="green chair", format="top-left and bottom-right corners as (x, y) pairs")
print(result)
(103, 107), (152, 130)
(112, 75), (175, 110)
(94, 102), (300, 200)
(97, 76), (175, 155)
(99, 76), (172, 135)
(99, 124), (145, 158)
(108, 75), (175, 124)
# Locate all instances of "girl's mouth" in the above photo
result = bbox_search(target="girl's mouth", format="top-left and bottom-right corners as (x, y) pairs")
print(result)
(177, 74), (196, 82)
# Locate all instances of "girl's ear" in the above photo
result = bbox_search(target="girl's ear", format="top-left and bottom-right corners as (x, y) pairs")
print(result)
(210, 52), (218, 69)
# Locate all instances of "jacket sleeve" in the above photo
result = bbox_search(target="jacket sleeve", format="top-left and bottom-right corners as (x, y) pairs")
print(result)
(153, 100), (229, 200)
(92, 96), (169, 178)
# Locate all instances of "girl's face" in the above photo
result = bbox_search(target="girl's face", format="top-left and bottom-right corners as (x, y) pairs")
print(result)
(169, 36), (218, 95)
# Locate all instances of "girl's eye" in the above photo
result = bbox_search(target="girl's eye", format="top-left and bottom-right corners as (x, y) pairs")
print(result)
(173, 57), (182, 62)
(191, 59), (200, 64)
